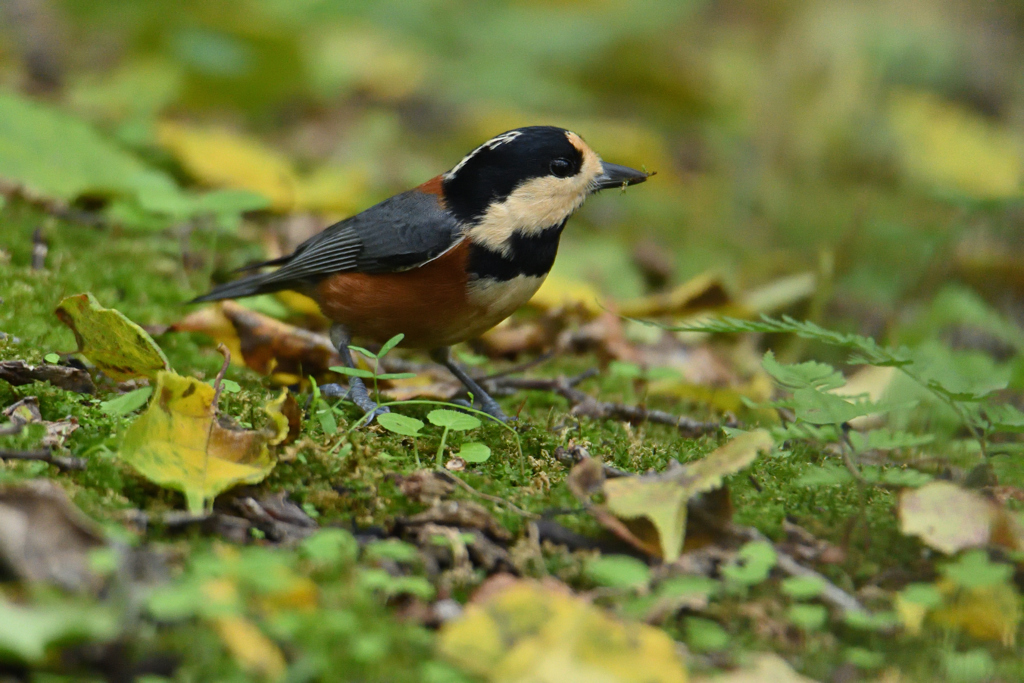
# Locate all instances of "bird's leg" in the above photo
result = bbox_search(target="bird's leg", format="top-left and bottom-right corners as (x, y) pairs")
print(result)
(430, 347), (508, 422)
(321, 323), (388, 419)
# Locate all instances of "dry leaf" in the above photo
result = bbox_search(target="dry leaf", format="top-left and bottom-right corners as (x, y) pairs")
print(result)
(899, 481), (1023, 554)
(3, 396), (79, 448)
(119, 371), (284, 514)
(439, 579), (688, 683)
(172, 301), (341, 382)
(0, 360), (95, 394)
(931, 580), (1021, 646)
(619, 273), (732, 320)
(213, 615), (286, 680)
(600, 430), (772, 562)
(0, 480), (107, 591)
(55, 292), (169, 381)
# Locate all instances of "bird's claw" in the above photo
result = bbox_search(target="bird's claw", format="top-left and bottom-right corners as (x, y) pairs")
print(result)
(319, 380), (389, 424)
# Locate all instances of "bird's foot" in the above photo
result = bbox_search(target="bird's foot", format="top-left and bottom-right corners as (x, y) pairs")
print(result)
(319, 380), (390, 423)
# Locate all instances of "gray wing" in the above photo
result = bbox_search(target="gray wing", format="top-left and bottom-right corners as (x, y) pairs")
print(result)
(191, 189), (462, 303)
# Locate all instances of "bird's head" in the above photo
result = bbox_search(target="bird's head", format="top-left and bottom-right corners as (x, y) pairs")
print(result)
(441, 126), (648, 254)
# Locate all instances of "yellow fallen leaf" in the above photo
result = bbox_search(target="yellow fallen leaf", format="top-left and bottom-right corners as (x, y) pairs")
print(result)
(931, 580), (1020, 646)
(899, 481), (1023, 554)
(213, 615), (286, 680)
(439, 580), (688, 683)
(55, 292), (169, 381)
(157, 121), (368, 214)
(157, 121), (296, 211)
(602, 430), (772, 561)
(889, 90), (1024, 200)
(619, 273), (733, 320)
(119, 371), (280, 514)
(527, 275), (606, 316)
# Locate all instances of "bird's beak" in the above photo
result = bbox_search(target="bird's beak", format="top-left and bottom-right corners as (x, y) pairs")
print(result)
(592, 161), (649, 191)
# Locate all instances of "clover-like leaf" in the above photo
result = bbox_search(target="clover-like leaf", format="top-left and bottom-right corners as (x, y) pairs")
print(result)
(427, 409), (481, 431)
(457, 442), (491, 463)
(376, 413), (425, 437)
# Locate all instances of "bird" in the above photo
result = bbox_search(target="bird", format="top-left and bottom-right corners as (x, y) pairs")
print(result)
(192, 125), (649, 421)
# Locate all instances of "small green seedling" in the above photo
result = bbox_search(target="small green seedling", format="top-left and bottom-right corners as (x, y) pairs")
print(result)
(427, 409), (482, 468)
(330, 333), (416, 404)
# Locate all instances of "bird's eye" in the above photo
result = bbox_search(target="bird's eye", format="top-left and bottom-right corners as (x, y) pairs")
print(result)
(549, 158), (574, 178)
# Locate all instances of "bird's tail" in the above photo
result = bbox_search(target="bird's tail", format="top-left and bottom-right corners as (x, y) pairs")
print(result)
(189, 272), (284, 304)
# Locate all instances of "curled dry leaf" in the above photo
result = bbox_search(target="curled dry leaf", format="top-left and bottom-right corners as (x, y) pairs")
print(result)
(54, 292), (169, 381)
(0, 480), (108, 592)
(899, 481), (1024, 554)
(569, 431), (772, 562)
(119, 371), (288, 514)
(439, 578), (688, 683)
(172, 301), (341, 383)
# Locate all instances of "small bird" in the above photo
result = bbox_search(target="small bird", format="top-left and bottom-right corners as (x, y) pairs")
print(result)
(193, 126), (648, 421)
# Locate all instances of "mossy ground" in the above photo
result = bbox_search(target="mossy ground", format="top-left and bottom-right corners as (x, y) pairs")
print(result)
(2, 201), (1021, 681)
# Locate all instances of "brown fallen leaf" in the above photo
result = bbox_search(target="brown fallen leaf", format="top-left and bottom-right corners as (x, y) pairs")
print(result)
(899, 481), (1024, 554)
(55, 292), (169, 381)
(618, 272), (733, 320)
(0, 360), (95, 394)
(0, 480), (108, 591)
(569, 431), (773, 562)
(172, 301), (341, 383)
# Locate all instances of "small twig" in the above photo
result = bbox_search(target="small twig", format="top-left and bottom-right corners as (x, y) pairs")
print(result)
(493, 372), (728, 436)
(442, 472), (538, 519)
(212, 343), (231, 406)
(0, 448), (87, 471)
(730, 523), (866, 616)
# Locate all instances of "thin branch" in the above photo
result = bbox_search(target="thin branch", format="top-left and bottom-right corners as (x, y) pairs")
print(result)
(0, 448), (87, 471)
(730, 523), (867, 616)
(212, 343), (231, 406)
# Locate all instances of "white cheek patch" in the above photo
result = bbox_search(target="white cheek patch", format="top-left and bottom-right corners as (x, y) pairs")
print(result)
(445, 130), (523, 179)
(468, 136), (604, 255)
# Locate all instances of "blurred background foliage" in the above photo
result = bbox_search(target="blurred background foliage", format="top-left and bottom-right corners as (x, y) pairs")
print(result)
(2, 0), (1024, 346)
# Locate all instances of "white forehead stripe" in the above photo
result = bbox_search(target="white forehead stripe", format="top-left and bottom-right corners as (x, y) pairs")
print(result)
(445, 130), (523, 178)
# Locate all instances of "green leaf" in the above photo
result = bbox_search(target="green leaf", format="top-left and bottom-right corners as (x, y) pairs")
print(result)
(985, 404), (1024, 433)
(843, 610), (900, 631)
(347, 345), (376, 360)
(795, 463), (854, 487)
(899, 583), (944, 609)
(762, 350), (845, 390)
(43, 353), (60, 364)
(364, 539), (419, 563)
(940, 550), (1013, 589)
(207, 378), (240, 393)
(0, 90), (190, 225)
(787, 604), (828, 631)
(683, 617), (730, 652)
(99, 386), (153, 416)
(376, 372), (417, 380)
(656, 575), (719, 599)
(316, 404), (337, 435)
(427, 409), (481, 431)
(329, 366), (376, 379)
(848, 429), (935, 450)
(721, 540), (777, 586)
(457, 442), (491, 463)
(781, 575), (826, 600)
(791, 387), (878, 424)
(378, 333), (405, 358)
(942, 649), (995, 683)
(0, 599), (118, 662)
(880, 468), (933, 487)
(376, 413), (425, 437)
(301, 529), (359, 568)
(584, 555), (651, 590)
(845, 647), (886, 668)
